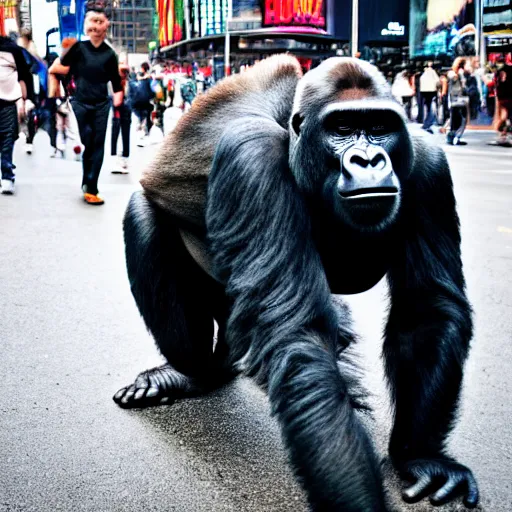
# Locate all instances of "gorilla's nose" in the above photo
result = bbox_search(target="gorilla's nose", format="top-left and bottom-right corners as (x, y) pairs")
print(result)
(338, 145), (399, 199)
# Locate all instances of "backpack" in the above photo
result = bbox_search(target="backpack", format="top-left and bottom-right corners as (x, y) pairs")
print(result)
(180, 80), (195, 103)
(131, 79), (153, 106)
(152, 79), (165, 101)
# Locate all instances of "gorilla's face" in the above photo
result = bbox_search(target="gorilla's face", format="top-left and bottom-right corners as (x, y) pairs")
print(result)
(318, 103), (411, 231)
(289, 58), (413, 233)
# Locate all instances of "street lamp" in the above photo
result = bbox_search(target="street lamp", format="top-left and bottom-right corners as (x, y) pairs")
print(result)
(351, 0), (358, 57)
(224, 0), (232, 77)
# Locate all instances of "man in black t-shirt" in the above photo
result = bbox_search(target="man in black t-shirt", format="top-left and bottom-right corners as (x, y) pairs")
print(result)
(49, 5), (123, 205)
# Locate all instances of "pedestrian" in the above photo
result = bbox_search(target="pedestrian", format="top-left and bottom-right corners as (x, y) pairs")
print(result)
(131, 64), (154, 147)
(48, 2), (123, 205)
(420, 62), (440, 134)
(495, 58), (512, 145)
(447, 57), (470, 146)
(17, 29), (44, 155)
(0, 33), (33, 194)
(392, 69), (415, 121)
(180, 72), (197, 113)
(111, 64), (131, 174)
(47, 41), (81, 159)
(414, 69), (424, 123)
(151, 68), (167, 134)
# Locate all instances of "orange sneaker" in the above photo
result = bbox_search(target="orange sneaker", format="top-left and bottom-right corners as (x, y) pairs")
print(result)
(84, 192), (105, 205)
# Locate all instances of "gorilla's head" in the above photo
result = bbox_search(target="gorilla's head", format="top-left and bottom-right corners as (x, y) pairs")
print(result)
(289, 58), (413, 232)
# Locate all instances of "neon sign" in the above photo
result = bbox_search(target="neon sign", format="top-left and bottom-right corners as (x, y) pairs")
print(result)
(264, 0), (326, 29)
(381, 22), (405, 37)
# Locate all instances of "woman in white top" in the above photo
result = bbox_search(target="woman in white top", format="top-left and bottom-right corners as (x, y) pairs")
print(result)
(392, 69), (415, 121)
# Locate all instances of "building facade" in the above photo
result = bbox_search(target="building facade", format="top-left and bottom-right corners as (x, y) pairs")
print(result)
(111, 0), (156, 53)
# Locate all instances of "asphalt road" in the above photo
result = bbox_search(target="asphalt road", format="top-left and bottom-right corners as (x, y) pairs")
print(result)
(0, 126), (511, 512)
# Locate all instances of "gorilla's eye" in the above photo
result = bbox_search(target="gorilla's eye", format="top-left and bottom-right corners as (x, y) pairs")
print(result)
(370, 125), (389, 135)
(336, 125), (353, 136)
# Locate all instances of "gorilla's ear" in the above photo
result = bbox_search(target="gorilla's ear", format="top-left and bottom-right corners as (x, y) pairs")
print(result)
(291, 112), (304, 135)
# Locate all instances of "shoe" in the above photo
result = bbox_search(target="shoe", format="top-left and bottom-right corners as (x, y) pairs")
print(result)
(1, 179), (15, 194)
(84, 192), (104, 205)
(112, 156), (129, 174)
(136, 137), (146, 147)
(455, 140), (468, 146)
(25, 143), (33, 154)
(50, 148), (65, 159)
(422, 127), (434, 134)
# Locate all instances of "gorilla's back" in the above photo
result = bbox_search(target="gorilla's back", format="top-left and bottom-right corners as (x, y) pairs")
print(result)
(140, 55), (302, 229)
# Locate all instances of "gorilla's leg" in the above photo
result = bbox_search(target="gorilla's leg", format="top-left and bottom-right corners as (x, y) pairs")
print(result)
(114, 191), (234, 408)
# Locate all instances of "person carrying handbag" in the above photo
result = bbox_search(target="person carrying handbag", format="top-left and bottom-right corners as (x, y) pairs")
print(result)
(447, 57), (470, 146)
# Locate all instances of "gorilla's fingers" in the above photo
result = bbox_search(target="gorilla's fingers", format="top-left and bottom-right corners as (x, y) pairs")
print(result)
(113, 387), (128, 401)
(430, 475), (462, 505)
(134, 388), (147, 401)
(145, 386), (159, 398)
(402, 475), (432, 503)
(464, 473), (480, 508)
(121, 384), (137, 403)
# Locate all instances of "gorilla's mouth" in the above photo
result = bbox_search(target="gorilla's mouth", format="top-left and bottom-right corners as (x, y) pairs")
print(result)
(340, 186), (399, 199)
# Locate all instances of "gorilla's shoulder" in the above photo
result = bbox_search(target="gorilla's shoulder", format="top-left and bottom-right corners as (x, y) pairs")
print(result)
(411, 135), (450, 180)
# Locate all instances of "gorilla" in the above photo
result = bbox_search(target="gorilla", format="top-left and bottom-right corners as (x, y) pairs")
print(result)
(114, 55), (479, 510)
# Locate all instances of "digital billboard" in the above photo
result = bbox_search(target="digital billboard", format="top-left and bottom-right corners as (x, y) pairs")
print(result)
(358, 0), (409, 44)
(483, 0), (512, 35)
(263, 0), (326, 29)
(410, 0), (477, 57)
(158, 0), (184, 46)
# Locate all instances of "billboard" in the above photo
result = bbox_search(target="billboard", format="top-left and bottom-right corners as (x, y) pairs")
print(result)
(358, 0), (409, 44)
(158, 0), (184, 45)
(410, 0), (477, 57)
(263, 0), (326, 29)
(483, 0), (512, 35)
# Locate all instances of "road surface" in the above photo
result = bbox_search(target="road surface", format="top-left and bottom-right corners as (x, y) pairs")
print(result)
(1, 127), (511, 511)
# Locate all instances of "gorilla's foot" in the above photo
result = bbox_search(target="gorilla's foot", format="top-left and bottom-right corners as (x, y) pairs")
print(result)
(113, 363), (204, 409)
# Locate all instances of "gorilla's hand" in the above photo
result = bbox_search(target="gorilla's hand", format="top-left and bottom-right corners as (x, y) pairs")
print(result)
(397, 458), (479, 508)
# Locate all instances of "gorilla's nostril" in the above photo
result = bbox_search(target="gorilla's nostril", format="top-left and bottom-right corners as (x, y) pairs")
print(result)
(370, 154), (386, 170)
(350, 155), (370, 168)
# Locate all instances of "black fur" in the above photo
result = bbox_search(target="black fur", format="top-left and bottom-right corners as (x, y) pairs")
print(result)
(115, 56), (478, 511)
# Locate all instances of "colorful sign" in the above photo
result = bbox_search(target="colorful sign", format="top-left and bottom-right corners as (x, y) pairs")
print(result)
(158, 0), (184, 46)
(0, 0), (18, 36)
(411, 0), (477, 57)
(263, 0), (326, 29)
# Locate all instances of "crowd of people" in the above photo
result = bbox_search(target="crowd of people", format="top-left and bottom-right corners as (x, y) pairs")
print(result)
(0, 2), (199, 203)
(1, 3), (511, 201)
(391, 56), (512, 146)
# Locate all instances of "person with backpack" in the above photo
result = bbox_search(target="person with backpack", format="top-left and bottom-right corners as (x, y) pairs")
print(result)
(131, 62), (154, 146)
(110, 64), (131, 174)
(447, 57), (470, 146)
(180, 73), (196, 113)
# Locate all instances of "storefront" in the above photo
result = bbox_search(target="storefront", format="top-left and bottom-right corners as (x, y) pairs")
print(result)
(483, 0), (512, 64)
(158, 0), (347, 78)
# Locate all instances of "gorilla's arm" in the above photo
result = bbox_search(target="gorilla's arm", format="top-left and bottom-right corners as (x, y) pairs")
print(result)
(384, 143), (479, 507)
(206, 118), (386, 511)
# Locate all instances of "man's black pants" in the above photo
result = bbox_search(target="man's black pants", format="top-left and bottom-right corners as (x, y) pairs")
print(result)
(72, 99), (110, 195)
